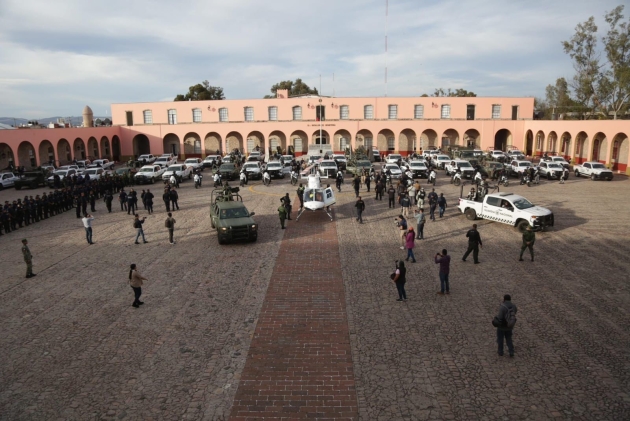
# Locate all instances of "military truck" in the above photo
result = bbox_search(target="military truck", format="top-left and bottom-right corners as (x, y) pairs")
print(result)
(209, 186), (258, 244)
(14, 169), (49, 190)
(345, 156), (373, 175)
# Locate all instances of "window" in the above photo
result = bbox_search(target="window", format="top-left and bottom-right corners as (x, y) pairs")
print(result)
(167, 109), (177, 125)
(512, 105), (519, 120)
(388, 105), (397, 119)
(340, 137), (348, 151)
(316, 105), (325, 121)
(126, 111), (133, 126)
(143, 110), (153, 124)
(441, 105), (451, 119)
(387, 137), (395, 150)
(414, 105), (424, 119)
(364, 137), (373, 149)
(244, 107), (254, 121)
(270, 137), (279, 149)
(466, 105), (475, 120)
(339, 105), (349, 120)
(292, 106), (302, 120)
(492, 105), (501, 119)
(192, 108), (202, 123)
(364, 105), (374, 119)
(268, 106), (277, 121)
(219, 108), (228, 122)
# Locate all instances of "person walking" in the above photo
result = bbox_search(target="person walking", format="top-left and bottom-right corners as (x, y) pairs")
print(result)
(428, 189), (438, 221)
(462, 224), (482, 264)
(387, 185), (396, 208)
(495, 294), (518, 357)
(355, 196), (365, 224)
(435, 249), (451, 294)
(397, 215), (408, 250)
(375, 181), (384, 200)
(170, 188), (180, 211)
(297, 184), (305, 209)
(145, 189), (154, 215)
(519, 225), (535, 262)
(352, 175), (360, 198)
(405, 227), (416, 263)
(22, 238), (35, 278)
(278, 203), (287, 229)
(400, 193), (411, 217)
(165, 212), (176, 244)
(82, 213), (94, 245)
(128, 263), (147, 308)
(391, 260), (407, 301)
(104, 190), (113, 213)
(162, 189), (171, 212)
(413, 208), (426, 239)
(281, 193), (292, 220)
(416, 187), (426, 209)
(437, 193), (447, 218)
(133, 214), (148, 244)
(119, 189), (128, 212)
(365, 172), (371, 192)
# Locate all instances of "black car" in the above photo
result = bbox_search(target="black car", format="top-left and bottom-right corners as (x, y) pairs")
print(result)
(217, 163), (239, 181)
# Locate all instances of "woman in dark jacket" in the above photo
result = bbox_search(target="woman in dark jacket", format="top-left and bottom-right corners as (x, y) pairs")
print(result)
(392, 260), (407, 301)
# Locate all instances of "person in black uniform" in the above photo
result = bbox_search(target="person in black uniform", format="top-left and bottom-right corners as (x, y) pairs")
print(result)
(104, 190), (113, 213)
(89, 190), (96, 212)
(162, 189), (171, 212)
(119, 189), (128, 211)
(462, 224), (483, 264)
(170, 188), (179, 211)
(145, 189), (154, 214)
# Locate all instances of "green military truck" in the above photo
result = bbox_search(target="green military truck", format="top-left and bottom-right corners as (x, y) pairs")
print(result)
(209, 187), (258, 244)
(14, 169), (49, 190)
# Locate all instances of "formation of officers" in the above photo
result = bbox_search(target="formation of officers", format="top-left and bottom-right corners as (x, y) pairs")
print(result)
(0, 170), (139, 236)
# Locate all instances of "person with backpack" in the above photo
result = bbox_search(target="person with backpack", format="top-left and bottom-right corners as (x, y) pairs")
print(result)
(165, 212), (176, 244)
(494, 294), (518, 357)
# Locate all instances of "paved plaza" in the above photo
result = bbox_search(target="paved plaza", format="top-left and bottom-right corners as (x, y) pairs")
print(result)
(1, 171), (629, 420)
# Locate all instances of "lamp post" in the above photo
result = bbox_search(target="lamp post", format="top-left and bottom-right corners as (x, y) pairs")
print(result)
(319, 98), (323, 153)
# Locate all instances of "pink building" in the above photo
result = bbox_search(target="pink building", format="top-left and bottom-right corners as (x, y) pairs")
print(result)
(1, 90), (629, 173)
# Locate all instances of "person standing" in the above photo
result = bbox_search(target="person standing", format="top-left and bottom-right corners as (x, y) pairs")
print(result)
(281, 193), (292, 220)
(462, 224), (482, 264)
(141, 189), (147, 210)
(375, 181), (384, 200)
(435, 249), (451, 294)
(352, 175), (360, 198)
(22, 238), (35, 278)
(170, 188), (180, 211)
(165, 212), (176, 244)
(278, 203), (287, 229)
(128, 263), (147, 308)
(519, 225), (535, 262)
(297, 184), (305, 209)
(365, 172), (371, 192)
(416, 187), (426, 209)
(104, 190), (113, 213)
(145, 189), (154, 214)
(162, 189), (171, 212)
(405, 227), (416, 263)
(387, 184), (396, 208)
(134, 214), (148, 244)
(392, 260), (407, 301)
(82, 213), (94, 245)
(400, 193), (411, 217)
(397, 215), (408, 250)
(355, 196), (365, 224)
(437, 193), (447, 218)
(119, 189), (128, 211)
(495, 294), (517, 357)
(413, 208), (426, 240)
(428, 189), (438, 221)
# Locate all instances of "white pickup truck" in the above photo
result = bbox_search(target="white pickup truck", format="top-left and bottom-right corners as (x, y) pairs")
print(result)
(457, 192), (554, 232)
(573, 161), (614, 181)
(134, 165), (166, 184)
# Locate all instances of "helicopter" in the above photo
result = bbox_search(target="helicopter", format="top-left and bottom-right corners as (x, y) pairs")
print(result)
(295, 172), (336, 221)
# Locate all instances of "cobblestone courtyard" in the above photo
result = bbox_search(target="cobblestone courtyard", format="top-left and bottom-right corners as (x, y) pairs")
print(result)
(1, 172), (629, 420)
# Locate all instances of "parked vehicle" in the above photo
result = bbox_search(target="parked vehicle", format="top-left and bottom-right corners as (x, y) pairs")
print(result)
(134, 165), (165, 184)
(0, 172), (18, 189)
(203, 155), (220, 168)
(210, 189), (258, 244)
(83, 168), (106, 180)
(88, 159), (114, 170)
(217, 163), (239, 181)
(162, 164), (192, 182)
(184, 158), (203, 171)
(155, 155), (176, 168)
(46, 169), (77, 188)
(573, 162), (613, 180)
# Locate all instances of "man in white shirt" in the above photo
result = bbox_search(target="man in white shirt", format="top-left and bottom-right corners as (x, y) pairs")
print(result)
(82, 214), (94, 245)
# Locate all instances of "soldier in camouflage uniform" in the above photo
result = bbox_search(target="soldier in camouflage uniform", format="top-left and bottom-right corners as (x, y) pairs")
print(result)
(22, 239), (36, 278)
(519, 225), (535, 262)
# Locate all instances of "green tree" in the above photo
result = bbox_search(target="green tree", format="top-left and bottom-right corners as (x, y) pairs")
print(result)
(264, 78), (318, 98)
(600, 5), (630, 119)
(544, 77), (582, 118)
(174, 80), (225, 101)
(426, 88), (477, 97)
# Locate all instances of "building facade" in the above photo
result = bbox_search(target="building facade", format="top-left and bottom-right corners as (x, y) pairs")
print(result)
(1, 90), (629, 173)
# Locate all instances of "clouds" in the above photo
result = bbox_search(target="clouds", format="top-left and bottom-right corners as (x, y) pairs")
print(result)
(0, 0), (623, 117)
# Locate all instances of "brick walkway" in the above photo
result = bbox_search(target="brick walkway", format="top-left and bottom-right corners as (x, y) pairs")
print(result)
(229, 210), (359, 421)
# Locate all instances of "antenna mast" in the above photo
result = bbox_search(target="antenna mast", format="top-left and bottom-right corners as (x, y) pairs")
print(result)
(385, 0), (388, 97)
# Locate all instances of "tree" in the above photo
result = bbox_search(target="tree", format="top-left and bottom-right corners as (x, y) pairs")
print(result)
(264, 78), (318, 98)
(562, 5), (630, 119)
(174, 80), (225, 101)
(544, 77), (582, 118)
(425, 88), (477, 97)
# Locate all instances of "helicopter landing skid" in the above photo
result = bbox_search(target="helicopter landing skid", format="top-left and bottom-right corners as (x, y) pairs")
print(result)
(325, 207), (334, 221)
(296, 207), (306, 221)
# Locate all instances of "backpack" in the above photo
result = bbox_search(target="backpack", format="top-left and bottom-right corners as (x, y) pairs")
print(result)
(133, 220), (140, 229)
(502, 304), (517, 329)
(165, 218), (172, 229)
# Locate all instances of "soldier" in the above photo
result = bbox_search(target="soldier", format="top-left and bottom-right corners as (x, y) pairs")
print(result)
(162, 189), (171, 212)
(81, 192), (88, 217)
(127, 189), (136, 215)
(170, 188), (180, 210)
(427, 189), (438, 221)
(104, 190), (113, 213)
(352, 175), (361, 198)
(297, 184), (305, 209)
(365, 171), (371, 192)
(416, 187), (426, 209)
(89, 190), (96, 212)
(437, 193), (447, 218)
(519, 225), (535, 262)
(355, 196), (365, 224)
(119, 189), (128, 212)
(281, 193), (292, 220)
(387, 184), (396, 208)
(22, 239), (35, 278)
(462, 224), (483, 264)
(145, 189), (154, 214)
(278, 203), (287, 229)
(165, 212), (176, 244)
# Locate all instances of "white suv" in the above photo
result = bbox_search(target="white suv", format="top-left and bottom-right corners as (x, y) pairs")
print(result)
(162, 164), (192, 182)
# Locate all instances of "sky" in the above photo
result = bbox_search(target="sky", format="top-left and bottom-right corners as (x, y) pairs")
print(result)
(0, 0), (624, 118)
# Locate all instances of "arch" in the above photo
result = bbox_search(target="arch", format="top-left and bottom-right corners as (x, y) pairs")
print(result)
(204, 132), (222, 155)
(464, 129), (481, 149)
(610, 132), (629, 172)
(377, 129), (395, 152)
(333, 129), (352, 154)
(546, 131), (558, 153)
(311, 129), (330, 145)
(100, 136), (111, 159)
(38, 140), (55, 166)
(573, 131), (589, 164)
(227, 131), (244, 153)
(18, 141), (37, 168)
(441, 129), (459, 149)
(398, 129), (416, 155)
(73, 137), (86, 160)
(132, 134), (151, 156)
(112, 135), (121, 161)
(87, 136), (99, 159)
(420, 129), (438, 150)
(524, 130), (534, 156)
(246, 131), (264, 154)
(163, 133), (181, 156)
(559, 132), (571, 160)
(290, 130), (308, 156)
(494, 129), (512, 151)
(0, 143), (16, 169)
(268, 130), (287, 154)
(591, 132), (607, 163)
(183, 132), (201, 156)
(534, 130), (545, 157)
(58, 138), (72, 163)
(356, 129), (374, 151)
